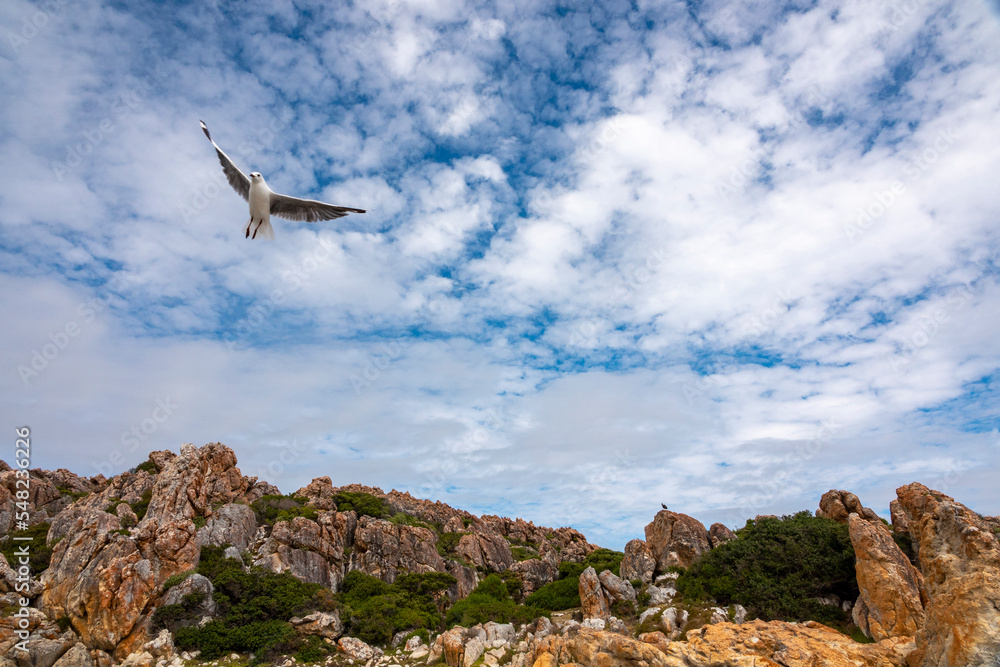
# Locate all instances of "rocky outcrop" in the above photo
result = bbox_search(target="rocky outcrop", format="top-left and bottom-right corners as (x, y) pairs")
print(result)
(848, 513), (925, 640)
(579, 567), (609, 620)
(350, 515), (445, 583)
(895, 482), (1000, 667)
(707, 523), (736, 548)
(643, 510), (710, 571)
(196, 503), (256, 552)
(289, 611), (343, 639)
(295, 477), (337, 510)
(510, 557), (557, 596)
(455, 533), (514, 572)
(619, 539), (654, 585)
(255, 511), (354, 589)
(816, 489), (882, 525)
(160, 573), (216, 619)
(597, 570), (636, 607)
(890, 499), (909, 535)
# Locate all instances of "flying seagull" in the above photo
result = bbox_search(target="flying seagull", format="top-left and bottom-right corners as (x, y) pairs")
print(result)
(200, 120), (365, 240)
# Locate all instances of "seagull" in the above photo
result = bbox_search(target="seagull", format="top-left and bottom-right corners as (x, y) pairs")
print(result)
(200, 121), (365, 240)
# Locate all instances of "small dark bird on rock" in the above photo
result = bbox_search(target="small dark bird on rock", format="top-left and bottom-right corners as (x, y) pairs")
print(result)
(661, 503), (668, 510)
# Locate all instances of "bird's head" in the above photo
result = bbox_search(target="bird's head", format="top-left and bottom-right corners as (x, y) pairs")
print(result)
(250, 172), (263, 182)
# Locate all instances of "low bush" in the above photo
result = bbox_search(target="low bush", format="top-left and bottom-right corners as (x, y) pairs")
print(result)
(445, 574), (547, 627)
(524, 549), (623, 611)
(333, 491), (391, 519)
(252, 494), (319, 526)
(0, 523), (53, 573)
(675, 512), (858, 625)
(339, 570), (455, 646)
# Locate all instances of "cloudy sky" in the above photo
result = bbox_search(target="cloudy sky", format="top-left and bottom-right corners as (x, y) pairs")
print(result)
(2, 0), (999, 549)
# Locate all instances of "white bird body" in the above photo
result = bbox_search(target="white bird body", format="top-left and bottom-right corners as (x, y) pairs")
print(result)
(200, 120), (365, 240)
(247, 174), (276, 240)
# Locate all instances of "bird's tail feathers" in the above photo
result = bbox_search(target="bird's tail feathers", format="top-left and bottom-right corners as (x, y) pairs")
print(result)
(244, 218), (276, 241)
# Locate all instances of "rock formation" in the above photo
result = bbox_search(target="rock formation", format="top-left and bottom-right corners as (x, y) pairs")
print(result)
(643, 510), (710, 571)
(895, 482), (1000, 667)
(816, 489), (882, 525)
(707, 522), (736, 548)
(619, 539), (654, 584)
(848, 513), (925, 640)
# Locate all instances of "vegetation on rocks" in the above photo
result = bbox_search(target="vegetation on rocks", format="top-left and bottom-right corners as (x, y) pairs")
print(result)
(1, 522), (53, 572)
(525, 548), (624, 611)
(332, 491), (391, 519)
(169, 546), (332, 662)
(675, 512), (858, 626)
(339, 569), (455, 645)
(252, 494), (321, 525)
(445, 573), (547, 627)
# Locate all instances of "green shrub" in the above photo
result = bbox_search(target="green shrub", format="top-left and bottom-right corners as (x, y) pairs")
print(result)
(251, 494), (319, 526)
(56, 486), (90, 500)
(131, 490), (152, 521)
(162, 570), (196, 592)
(510, 546), (538, 562)
(437, 532), (467, 557)
(524, 576), (580, 611)
(676, 512), (858, 624)
(339, 570), (455, 646)
(294, 635), (329, 663)
(0, 523), (53, 573)
(192, 516), (207, 529)
(170, 545), (329, 660)
(582, 548), (624, 576)
(333, 492), (391, 519)
(445, 574), (547, 627)
(390, 512), (435, 531)
(131, 460), (158, 475)
(55, 617), (72, 632)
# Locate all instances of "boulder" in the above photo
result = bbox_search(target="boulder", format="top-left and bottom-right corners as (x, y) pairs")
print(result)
(196, 503), (257, 552)
(140, 630), (174, 659)
(295, 477), (337, 510)
(49, 644), (93, 667)
(889, 499), (909, 535)
(578, 567), (608, 620)
(446, 560), (479, 600)
(707, 523), (736, 548)
(816, 489), (881, 525)
(336, 636), (378, 661)
(619, 540), (654, 585)
(289, 611), (343, 639)
(455, 533), (514, 573)
(13, 636), (75, 667)
(597, 570), (636, 606)
(511, 558), (557, 596)
(659, 607), (687, 640)
(637, 631), (671, 654)
(643, 510), (710, 571)
(255, 511), (352, 589)
(896, 482), (1000, 667)
(351, 515), (445, 583)
(440, 627), (467, 667)
(645, 585), (674, 606)
(161, 573), (217, 619)
(848, 513), (924, 640)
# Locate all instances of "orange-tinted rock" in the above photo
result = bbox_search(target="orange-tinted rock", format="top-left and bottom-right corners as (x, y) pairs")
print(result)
(848, 513), (924, 640)
(895, 483), (1000, 667)
(816, 489), (882, 525)
(579, 566), (608, 620)
(644, 510), (710, 571)
(620, 539), (655, 585)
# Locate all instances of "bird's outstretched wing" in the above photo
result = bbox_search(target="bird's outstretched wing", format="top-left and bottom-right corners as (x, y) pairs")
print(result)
(200, 121), (250, 202)
(269, 192), (366, 222)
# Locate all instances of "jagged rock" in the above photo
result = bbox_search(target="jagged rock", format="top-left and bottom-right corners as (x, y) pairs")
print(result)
(481, 622), (515, 645)
(709, 607), (729, 624)
(511, 558), (557, 596)
(581, 618), (605, 631)
(645, 585), (673, 606)
(606, 617), (628, 636)
(463, 636), (486, 667)
(731, 604), (747, 624)
(115, 503), (138, 528)
(336, 636), (378, 661)
(637, 631), (671, 654)
(889, 499), (909, 535)
(146, 451), (176, 473)
(443, 516), (466, 533)
(50, 644), (93, 667)
(87, 651), (111, 667)
(117, 652), (153, 667)
(255, 511), (352, 589)
(196, 503), (257, 552)
(141, 630), (174, 659)
(666, 620), (915, 666)
(289, 612), (343, 639)
(222, 547), (242, 563)
(597, 570), (636, 606)
(0, 554), (44, 597)
(404, 635), (424, 651)
(242, 480), (280, 504)
(295, 477), (337, 510)
(0, 604), (49, 654)
(13, 636), (75, 667)
(848, 513), (924, 640)
(445, 560), (479, 600)
(619, 540), (654, 585)
(161, 574), (217, 618)
(816, 489), (882, 525)
(707, 523), (736, 548)
(455, 533), (513, 573)
(578, 567), (608, 620)
(534, 627), (671, 667)
(637, 607), (661, 625)
(659, 607), (687, 640)
(644, 510), (710, 571)
(440, 627), (466, 667)
(351, 515), (445, 583)
(896, 482), (1000, 667)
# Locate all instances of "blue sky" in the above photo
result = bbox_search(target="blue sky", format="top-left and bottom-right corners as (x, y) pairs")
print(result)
(2, 0), (999, 549)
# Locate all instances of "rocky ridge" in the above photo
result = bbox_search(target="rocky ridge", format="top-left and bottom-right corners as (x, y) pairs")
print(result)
(2, 444), (999, 667)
